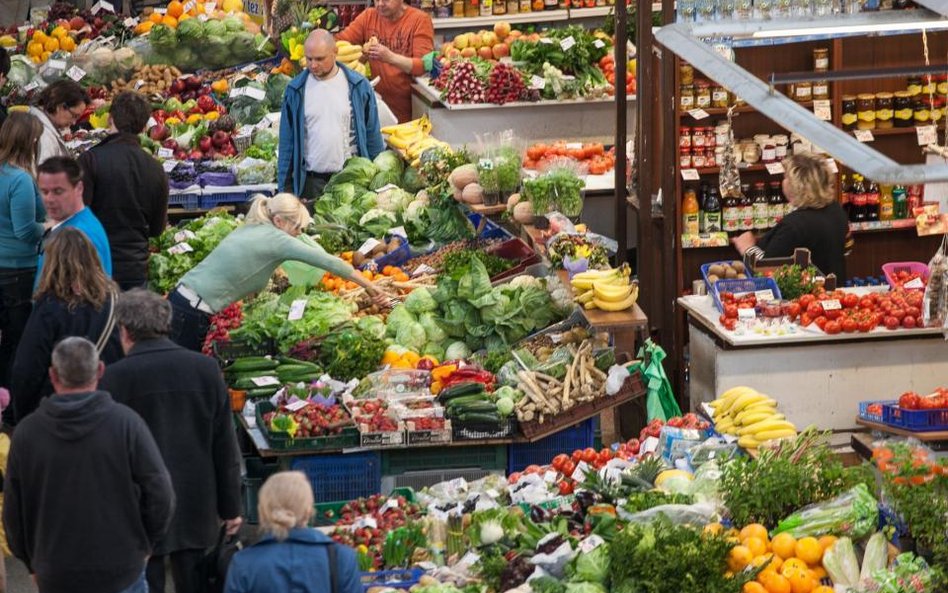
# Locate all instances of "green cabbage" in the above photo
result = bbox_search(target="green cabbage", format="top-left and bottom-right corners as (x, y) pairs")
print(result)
(568, 542), (610, 584)
(401, 167), (424, 193)
(496, 397), (514, 416)
(369, 170), (401, 191)
(176, 18), (205, 43)
(230, 31), (257, 61)
(404, 287), (437, 314)
(422, 341), (445, 361)
(356, 315), (387, 340)
(445, 341), (471, 360)
(357, 191), (377, 211)
(396, 321), (427, 351)
(149, 24), (177, 52)
(266, 74), (291, 109)
(385, 305), (415, 337)
(329, 156), (378, 188)
(203, 19), (226, 37)
(373, 150), (404, 176)
(7, 55), (36, 88)
(223, 16), (244, 32)
(418, 312), (446, 343)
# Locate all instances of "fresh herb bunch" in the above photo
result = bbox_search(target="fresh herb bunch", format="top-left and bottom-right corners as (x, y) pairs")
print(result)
(475, 350), (513, 375)
(622, 491), (695, 514)
(721, 428), (875, 528)
(509, 25), (609, 86)
(523, 167), (585, 218)
(772, 264), (821, 300)
(318, 322), (387, 382)
(441, 248), (514, 279)
(420, 146), (473, 187)
(611, 516), (754, 593)
(423, 182), (476, 244)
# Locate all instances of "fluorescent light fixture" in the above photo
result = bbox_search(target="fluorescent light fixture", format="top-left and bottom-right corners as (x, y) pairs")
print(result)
(752, 17), (948, 37)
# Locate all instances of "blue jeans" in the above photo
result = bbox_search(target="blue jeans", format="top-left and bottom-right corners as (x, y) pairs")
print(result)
(168, 289), (211, 353)
(114, 569), (148, 593)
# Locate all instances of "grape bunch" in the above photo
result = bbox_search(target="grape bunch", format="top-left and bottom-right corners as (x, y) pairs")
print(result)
(485, 63), (527, 105)
(437, 61), (486, 104)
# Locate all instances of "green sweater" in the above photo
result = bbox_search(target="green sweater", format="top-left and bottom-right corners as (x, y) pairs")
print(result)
(179, 223), (356, 313)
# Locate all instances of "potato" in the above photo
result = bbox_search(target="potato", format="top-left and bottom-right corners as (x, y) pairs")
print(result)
(707, 273), (720, 283)
(351, 251), (365, 267)
(725, 267), (738, 279)
(731, 261), (746, 272)
(708, 264), (725, 277)
(736, 273), (747, 279)
(387, 238), (401, 253)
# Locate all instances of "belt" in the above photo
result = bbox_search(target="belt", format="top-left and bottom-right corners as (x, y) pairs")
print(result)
(306, 171), (334, 179)
(174, 284), (214, 315)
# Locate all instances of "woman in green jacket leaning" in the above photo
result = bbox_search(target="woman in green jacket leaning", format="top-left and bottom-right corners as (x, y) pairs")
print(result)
(169, 193), (389, 351)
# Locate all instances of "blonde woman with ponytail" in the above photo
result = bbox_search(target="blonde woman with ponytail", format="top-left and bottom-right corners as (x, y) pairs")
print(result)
(169, 193), (389, 351)
(224, 472), (362, 593)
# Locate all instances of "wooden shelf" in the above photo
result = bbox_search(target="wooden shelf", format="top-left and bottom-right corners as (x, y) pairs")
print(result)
(691, 163), (768, 175)
(679, 101), (813, 119)
(856, 417), (948, 442)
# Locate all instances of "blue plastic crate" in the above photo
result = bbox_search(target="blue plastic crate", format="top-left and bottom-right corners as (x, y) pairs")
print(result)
(290, 452), (381, 503)
(506, 419), (595, 474)
(168, 191), (201, 210)
(710, 277), (782, 312)
(468, 212), (514, 240)
(199, 191), (253, 209)
(361, 568), (424, 592)
(882, 404), (948, 432)
(362, 236), (411, 270)
(858, 400), (895, 424)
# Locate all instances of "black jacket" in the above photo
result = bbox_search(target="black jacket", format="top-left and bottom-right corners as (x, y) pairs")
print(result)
(10, 294), (123, 424)
(79, 132), (168, 287)
(750, 202), (849, 280)
(99, 338), (242, 554)
(2, 390), (175, 593)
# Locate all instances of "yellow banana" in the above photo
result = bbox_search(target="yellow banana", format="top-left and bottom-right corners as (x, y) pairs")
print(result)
(714, 386), (759, 415)
(739, 420), (797, 436)
(734, 405), (778, 424)
(336, 40), (352, 47)
(593, 281), (633, 302)
(738, 412), (784, 427)
(729, 391), (770, 414)
(755, 429), (798, 442)
(738, 435), (760, 450)
(590, 290), (637, 312)
(716, 417), (735, 432)
(575, 290), (595, 304)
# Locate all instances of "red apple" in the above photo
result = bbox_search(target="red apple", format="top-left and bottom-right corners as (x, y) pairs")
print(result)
(211, 130), (230, 149)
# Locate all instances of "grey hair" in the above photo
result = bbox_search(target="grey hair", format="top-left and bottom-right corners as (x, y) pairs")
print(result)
(51, 337), (99, 388)
(116, 289), (172, 342)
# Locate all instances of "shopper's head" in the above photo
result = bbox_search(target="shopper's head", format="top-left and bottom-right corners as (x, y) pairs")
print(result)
(50, 337), (103, 394)
(375, 0), (406, 21)
(109, 91), (152, 134)
(304, 29), (338, 80)
(38, 156), (84, 221)
(782, 154), (834, 209)
(35, 79), (89, 128)
(245, 193), (312, 237)
(116, 289), (172, 352)
(0, 50), (11, 88)
(257, 471), (314, 540)
(0, 111), (43, 173)
(36, 227), (114, 310)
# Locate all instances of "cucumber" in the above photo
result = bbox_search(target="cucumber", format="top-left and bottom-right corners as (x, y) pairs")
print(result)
(232, 376), (279, 391)
(438, 382), (487, 402)
(275, 365), (318, 375)
(276, 356), (319, 368)
(278, 372), (323, 384)
(448, 402), (498, 415)
(245, 386), (281, 399)
(441, 393), (490, 406)
(457, 412), (504, 424)
(224, 357), (278, 373)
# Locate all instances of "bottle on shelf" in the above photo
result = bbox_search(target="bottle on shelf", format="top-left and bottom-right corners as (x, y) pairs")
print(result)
(850, 174), (867, 222)
(739, 182), (753, 231)
(703, 186), (723, 232)
(893, 184), (908, 219)
(879, 184), (894, 221)
(866, 180), (880, 221)
(839, 173), (852, 219)
(907, 184), (923, 212)
(682, 186), (700, 235)
(722, 187), (740, 233)
(767, 180), (783, 227)
(752, 181), (769, 230)
(698, 183), (708, 233)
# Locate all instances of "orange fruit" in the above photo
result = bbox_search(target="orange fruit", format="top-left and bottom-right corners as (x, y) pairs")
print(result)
(817, 535), (837, 553)
(813, 587), (834, 593)
(752, 553), (782, 573)
(810, 567), (827, 580)
(740, 524), (769, 542)
(704, 522), (724, 536)
(760, 573), (792, 593)
(795, 537), (823, 566)
(161, 15), (178, 27)
(728, 545), (754, 572)
(744, 536), (769, 557)
(744, 583), (768, 593)
(781, 558), (808, 576)
(788, 570), (816, 593)
(771, 533), (797, 560)
(167, 0), (184, 17)
(149, 11), (163, 23)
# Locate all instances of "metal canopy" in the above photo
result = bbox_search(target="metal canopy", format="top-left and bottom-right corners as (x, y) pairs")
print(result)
(655, 14), (948, 184)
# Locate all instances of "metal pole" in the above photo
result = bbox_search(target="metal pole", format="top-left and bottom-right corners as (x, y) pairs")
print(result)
(614, 0), (629, 264)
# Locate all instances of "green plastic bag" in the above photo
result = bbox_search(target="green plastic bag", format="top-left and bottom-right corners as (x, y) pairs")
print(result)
(772, 483), (879, 539)
(281, 234), (327, 286)
(635, 339), (682, 422)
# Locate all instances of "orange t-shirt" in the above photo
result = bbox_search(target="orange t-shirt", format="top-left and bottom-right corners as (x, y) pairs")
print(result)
(336, 7), (434, 123)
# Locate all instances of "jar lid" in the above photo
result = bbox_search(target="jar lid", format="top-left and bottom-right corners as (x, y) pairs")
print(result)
(894, 91), (912, 98)
(773, 134), (788, 142)
(841, 95), (857, 101)
(696, 80), (710, 88)
(875, 92), (894, 99)
(857, 93), (876, 100)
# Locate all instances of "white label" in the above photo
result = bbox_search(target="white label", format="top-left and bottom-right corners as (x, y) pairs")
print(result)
(905, 277), (925, 289)
(641, 436), (660, 454)
(593, 39), (605, 48)
(565, 142), (583, 150)
(754, 289), (775, 301)
(240, 63), (257, 74)
(183, 0), (196, 11)
(123, 17), (138, 27)
(412, 264), (436, 277)
(681, 168), (701, 180)
(167, 242), (193, 255)
(560, 36), (576, 51)
(570, 460), (590, 482)
(147, 117), (157, 129)
(265, 112), (281, 125)
(246, 86), (266, 101)
(154, 7), (167, 13)
(530, 75), (546, 90)
(543, 470), (558, 484)
(90, 0), (114, 13)
(765, 162), (785, 175)
(135, 79), (147, 90)
(174, 229), (197, 242)
(205, 1), (216, 11)
(539, 37), (554, 44)
(825, 159), (838, 173)
(854, 129), (874, 143)
(447, 477), (467, 490)
(235, 125), (253, 138)
(687, 108), (710, 120)
(458, 551), (480, 566)
(46, 59), (66, 71)
(66, 66), (86, 82)
(917, 125), (937, 146)
(813, 99), (832, 121)
(158, 147), (174, 159)
(287, 298), (307, 321)
(198, 14), (208, 21)
(381, 498), (400, 513)
(580, 534), (605, 553)
(478, 158), (494, 171)
(229, 87), (244, 98)
(486, 488), (500, 498)
(23, 80), (40, 92)
(738, 307), (756, 319)
(354, 516), (378, 529)
(821, 299), (841, 310)
(388, 226), (407, 238)
(162, 160), (178, 172)
(358, 238), (382, 255)
(252, 376), (280, 387)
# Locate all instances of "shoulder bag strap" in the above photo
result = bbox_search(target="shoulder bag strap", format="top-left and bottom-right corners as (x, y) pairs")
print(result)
(328, 542), (339, 593)
(95, 288), (118, 355)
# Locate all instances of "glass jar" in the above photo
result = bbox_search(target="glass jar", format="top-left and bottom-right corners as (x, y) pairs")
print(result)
(465, 0), (479, 17)
(507, 0), (519, 11)
(453, 0), (465, 15)
(761, 140), (776, 163)
(792, 81), (812, 102)
(695, 81), (712, 108)
(692, 149), (707, 168)
(680, 64), (694, 86)
(714, 146), (726, 166)
(680, 84), (695, 110)
(856, 93), (876, 130)
(480, 0), (492, 17)
(907, 77), (922, 96)
(875, 92), (894, 129)
(937, 74), (948, 96)
(914, 98), (930, 125)
(813, 48), (829, 71)
(773, 134), (789, 159)
(813, 80), (829, 100)
(493, 0), (507, 13)
(714, 124), (729, 147)
(921, 75), (936, 96)
(680, 148), (692, 168)
(692, 127), (707, 148)
(705, 127), (716, 148)
(521, 0), (532, 11)
(712, 85), (729, 108)
(680, 127), (692, 148)
(931, 97), (945, 123)
(742, 141), (761, 164)
(894, 91), (914, 127)
(705, 148), (716, 168)
(841, 95), (857, 130)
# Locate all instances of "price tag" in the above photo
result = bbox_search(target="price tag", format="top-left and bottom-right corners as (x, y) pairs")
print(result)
(813, 99), (832, 121)
(917, 125), (937, 146)
(90, 0), (115, 14)
(825, 159), (838, 173)
(239, 63), (258, 74)
(530, 75), (546, 90)
(287, 298), (307, 321)
(641, 436), (659, 454)
(765, 162), (785, 175)
(174, 229), (197, 242)
(905, 277), (925, 289)
(478, 158), (494, 171)
(135, 79), (147, 90)
(245, 86), (266, 101)
(23, 80), (40, 92)
(754, 289), (775, 301)
(580, 534), (605, 553)
(123, 17), (139, 27)
(543, 470), (558, 484)
(265, 112), (281, 125)
(198, 14), (208, 21)
(205, 1), (216, 11)
(46, 59), (67, 71)
(687, 108), (710, 120)
(251, 376), (280, 387)
(354, 516), (378, 529)
(381, 498), (400, 513)
(254, 118), (272, 130)
(821, 299), (841, 310)
(458, 551), (480, 567)
(183, 0), (196, 12)
(570, 460), (589, 482)
(388, 226), (407, 238)
(66, 66), (86, 82)
(486, 488), (500, 498)
(412, 264), (436, 277)
(284, 399), (310, 412)
(158, 147), (174, 159)
(358, 237), (381, 255)
(162, 160), (178, 172)
(854, 129), (874, 143)
(146, 117), (158, 130)
(229, 87), (244, 98)
(154, 7), (167, 13)
(235, 125), (253, 138)
(681, 168), (701, 180)
(737, 307), (756, 320)
(167, 242), (193, 255)
(560, 36), (576, 51)
(593, 39), (605, 48)
(539, 37), (554, 44)
(446, 477), (467, 491)
(565, 142), (583, 150)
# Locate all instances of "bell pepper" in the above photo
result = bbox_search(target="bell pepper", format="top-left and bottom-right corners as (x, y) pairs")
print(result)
(431, 364), (458, 382)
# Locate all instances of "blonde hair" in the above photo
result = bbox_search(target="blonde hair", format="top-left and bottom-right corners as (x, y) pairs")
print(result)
(782, 154), (834, 209)
(258, 471), (314, 541)
(245, 193), (313, 233)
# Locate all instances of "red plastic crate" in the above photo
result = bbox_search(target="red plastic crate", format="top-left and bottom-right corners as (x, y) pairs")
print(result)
(882, 261), (929, 290)
(882, 403), (948, 432)
(487, 238), (541, 282)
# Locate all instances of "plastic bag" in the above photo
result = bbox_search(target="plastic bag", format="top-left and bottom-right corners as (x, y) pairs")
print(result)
(822, 536), (860, 588)
(474, 130), (523, 206)
(859, 532), (889, 582)
(619, 501), (719, 527)
(772, 483), (878, 539)
(718, 107), (742, 204)
(922, 234), (948, 333)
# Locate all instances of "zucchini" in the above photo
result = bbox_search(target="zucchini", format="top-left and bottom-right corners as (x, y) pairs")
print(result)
(441, 393), (490, 406)
(278, 372), (323, 384)
(232, 376), (279, 391)
(438, 382), (487, 402)
(245, 386), (281, 399)
(224, 357), (278, 373)
(448, 402), (498, 415)
(457, 412), (504, 424)
(275, 365), (318, 375)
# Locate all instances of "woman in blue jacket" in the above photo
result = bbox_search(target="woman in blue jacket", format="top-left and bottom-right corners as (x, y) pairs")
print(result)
(0, 112), (45, 393)
(225, 471), (362, 593)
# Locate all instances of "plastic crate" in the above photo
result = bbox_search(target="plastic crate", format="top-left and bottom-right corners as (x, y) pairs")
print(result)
(312, 487), (415, 527)
(361, 568), (425, 592)
(290, 451), (382, 504)
(882, 404), (948, 432)
(168, 190), (201, 210)
(858, 400), (895, 424)
(256, 402), (360, 451)
(362, 236), (411, 270)
(710, 277), (782, 312)
(381, 468), (504, 493)
(882, 261), (929, 290)
(381, 445), (507, 475)
(468, 212), (514, 240)
(212, 337), (276, 365)
(452, 417), (518, 441)
(507, 419), (595, 474)
(487, 238), (542, 283)
(242, 457), (281, 524)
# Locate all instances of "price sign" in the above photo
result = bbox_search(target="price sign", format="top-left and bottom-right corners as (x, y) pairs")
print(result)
(46, 59), (67, 71)
(284, 399), (310, 411)
(681, 168), (701, 181)
(358, 237), (382, 255)
(167, 242), (193, 255)
(543, 470), (558, 483)
(754, 289), (775, 301)
(530, 75), (546, 90)
(205, 1), (216, 11)
(66, 66), (86, 82)
(256, 72), (269, 85)
(571, 460), (590, 482)
(154, 7), (167, 13)
(412, 264), (436, 277)
(174, 229), (197, 242)
(235, 125), (253, 138)
(478, 158), (494, 171)
(854, 129), (874, 143)
(447, 477), (467, 491)
(23, 80), (40, 92)
(539, 37), (554, 44)
(687, 108), (710, 120)
(353, 516), (378, 529)
(917, 125), (937, 146)
(565, 142), (583, 150)
(381, 498), (400, 513)
(388, 226), (407, 238)
(198, 14), (208, 21)
(251, 376), (280, 387)
(123, 17), (139, 27)
(905, 277), (925, 289)
(183, 0), (196, 12)
(825, 158), (838, 173)
(821, 299), (842, 310)
(765, 162), (785, 175)
(593, 39), (605, 48)
(458, 552), (480, 567)
(162, 160), (178, 172)
(158, 147), (174, 159)
(288, 298), (308, 321)
(580, 535), (605, 553)
(738, 307), (756, 320)
(813, 99), (832, 121)
(90, 0), (115, 14)
(135, 79), (147, 90)
(486, 489), (500, 499)
(560, 36), (576, 51)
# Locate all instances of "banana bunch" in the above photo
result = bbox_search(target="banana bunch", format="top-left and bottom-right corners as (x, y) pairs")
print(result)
(709, 386), (797, 451)
(570, 265), (638, 312)
(381, 115), (448, 158)
(336, 41), (369, 76)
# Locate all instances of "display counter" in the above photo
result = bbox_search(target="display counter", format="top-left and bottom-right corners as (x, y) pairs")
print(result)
(679, 293), (948, 432)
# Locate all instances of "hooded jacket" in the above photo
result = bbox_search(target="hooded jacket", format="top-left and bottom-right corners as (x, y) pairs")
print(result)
(2, 390), (175, 593)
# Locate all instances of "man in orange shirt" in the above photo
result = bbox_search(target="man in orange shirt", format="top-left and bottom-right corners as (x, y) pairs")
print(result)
(336, 0), (434, 123)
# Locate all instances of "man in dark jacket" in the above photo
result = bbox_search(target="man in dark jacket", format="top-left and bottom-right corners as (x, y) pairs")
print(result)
(3, 336), (175, 593)
(79, 90), (168, 290)
(100, 288), (242, 593)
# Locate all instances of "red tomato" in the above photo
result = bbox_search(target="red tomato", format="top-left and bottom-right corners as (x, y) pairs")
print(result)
(891, 308), (906, 321)
(815, 316), (828, 330)
(825, 320), (842, 334)
(807, 302), (824, 317)
(525, 464), (543, 474)
(902, 315), (917, 329)
(884, 316), (900, 330)
(787, 302), (802, 320)
(906, 306), (921, 319)
(508, 472), (522, 484)
(598, 448), (614, 462)
(798, 294), (816, 308)
(558, 480), (574, 495)
(799, 313), (813, 327)
(571, 450), (583, 463)
(841, 318), (857, 333)
(724, 304), (739, 319)
(842, 293), (859, 308)
(721, 317), (737, 330)
(859, 297), (875, 310)
(899, 392), (920, 409)
(858, 319), (874, 333)
(582, 448), (598, 463)
(824, 309), (842, 320)
(552, 454), (569, 472)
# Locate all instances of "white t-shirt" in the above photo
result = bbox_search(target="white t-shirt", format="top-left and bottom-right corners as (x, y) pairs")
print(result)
(303, 68), (354, 174)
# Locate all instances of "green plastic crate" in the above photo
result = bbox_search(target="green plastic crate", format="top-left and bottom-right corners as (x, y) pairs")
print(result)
(312, 487), (416, 527)
(381, 445), (507, 475)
